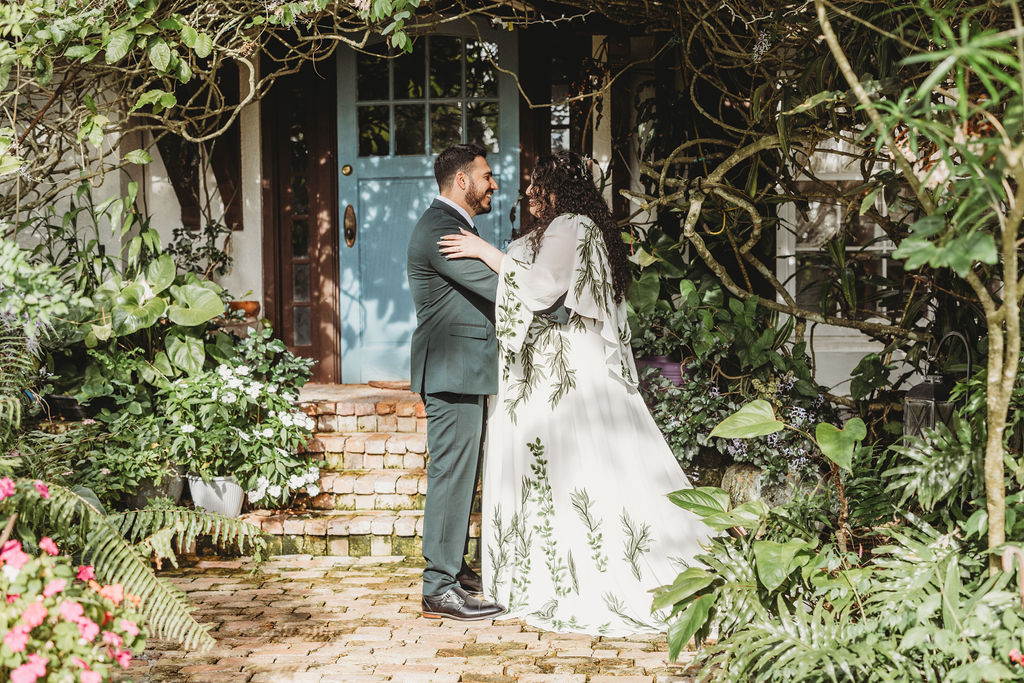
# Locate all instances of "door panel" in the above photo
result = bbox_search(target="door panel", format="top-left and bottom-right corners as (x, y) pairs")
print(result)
(337, 26), (520, 383)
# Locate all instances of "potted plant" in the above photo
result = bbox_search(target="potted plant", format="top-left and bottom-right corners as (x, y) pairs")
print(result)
(160, 329), (319, 516)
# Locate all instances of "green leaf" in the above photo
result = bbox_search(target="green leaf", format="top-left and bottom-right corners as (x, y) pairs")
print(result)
(781, 90), (842, 116)
(123, 149), (153, 165)
(180, 25), (198, 48)
(667, 487), (731, 517)
(652, 567), (715, 612)
(152, 351), (174, 377)
(89, 323), (112, 342)
(193, 33), (213, 58)
(667, 593), (714, 660)
(148, 38), (171, 71)
(815, 418), (866, 472)
(165, 333), (205, 375)
(112, 283), (166, 335)
(702, 501), (770, 531)
(144, 254), (176, 294)
(105, 29), (133, 64)
(709, 399), (784, 439)
(166, 284), (224, 326)
(35, 53), (53, 87)
(752, 538), (812, 591)
(859, 185), (882, 215)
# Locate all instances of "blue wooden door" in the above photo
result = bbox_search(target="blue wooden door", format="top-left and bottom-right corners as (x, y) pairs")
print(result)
(336, 28), (519, 383)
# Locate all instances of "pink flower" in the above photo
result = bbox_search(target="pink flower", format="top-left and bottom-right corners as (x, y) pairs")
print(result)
(102, 630), (123, 647)
(6, 593), (20, 603)
(0, 540), (31, 570)
(113, 648), (132, 668)
(70, 657), (89, 669)
(4, 624), (30, 652)
(1011, 648), (1024, 665)
(81, 672), (101, 683)
(38, 537), (58, 556)
(98, 583), (124, 606)
(59, 600), (84, 622)
(33, 481), (49, 499)
(27, 653), (48, 671)
(120, 618), (139, 637)
(76, 616), (99, 642)
(76, 565), (95, 581)
(42, 578), (66, 597)
(9, 665), (39, 683)
(82, 418), (96, 425)
(0, 476), (14, 500)
(22, 600), (48, 628)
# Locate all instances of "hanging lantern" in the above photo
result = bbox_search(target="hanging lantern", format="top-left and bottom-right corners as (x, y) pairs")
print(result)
(903, 332), (971, 439)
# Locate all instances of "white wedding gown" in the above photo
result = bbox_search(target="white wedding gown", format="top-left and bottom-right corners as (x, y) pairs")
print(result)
(480, 213), (712, 636)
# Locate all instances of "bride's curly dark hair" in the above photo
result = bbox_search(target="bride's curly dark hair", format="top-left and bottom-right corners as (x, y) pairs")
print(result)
(525, 151), (631, 302)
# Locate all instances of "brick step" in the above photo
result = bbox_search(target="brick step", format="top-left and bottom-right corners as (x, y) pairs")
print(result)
(241, 509), (480, 558)
(305, 431), (429, 471)
(312, 469), (427, 511)
(298, 384), (426, 436)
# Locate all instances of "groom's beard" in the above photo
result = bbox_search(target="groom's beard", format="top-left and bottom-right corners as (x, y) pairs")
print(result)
(465, 180), (493, 216)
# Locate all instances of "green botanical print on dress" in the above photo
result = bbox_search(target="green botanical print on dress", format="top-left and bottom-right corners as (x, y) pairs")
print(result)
(620, 509), (653, 582)
(527, 438), (571, 597)
(487, 505), (516, 600)
(570, 488), (608, 572)
(509, 474), (534, 612)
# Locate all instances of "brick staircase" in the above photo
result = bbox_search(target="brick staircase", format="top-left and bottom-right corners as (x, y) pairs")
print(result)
(240, 383), (481, 558)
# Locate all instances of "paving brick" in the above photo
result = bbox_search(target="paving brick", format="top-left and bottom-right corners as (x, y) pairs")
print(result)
(365, 434), (389, 454)
(378, 415), (399, 431)
(406, 435), (427, 454)
(318, 434), (347, 452)
(396, 416), (418, 432)
(375, 401), (395, 415)
(357, 416), (378, 431)
(344, 435), (367, 453)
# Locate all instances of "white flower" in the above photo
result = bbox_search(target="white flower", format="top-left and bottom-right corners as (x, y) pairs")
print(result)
(181, 424), (196, 433)
(267, 484), (282, 498)
(221, 392), (237, 404)
(256, 476), (270, 490)
(267, 384), (278, 393)
(247, 489), (265, 504)
(217, 364), (232, 378)
(269, 410), (277, 418)
(306, 484), (320, 498)
(262, 427), (274, 439)
(226, 377), (243, 389)
(287, 474), (305, 489)
(280, 413), (293, 427)
(245, 383), (263, 399)
(303, 415), (316, 430)
(235, 365), (251, 376)
(276, 447), (290, 457)
(304, 467), (320, 485)
(235, 428), (250, 442)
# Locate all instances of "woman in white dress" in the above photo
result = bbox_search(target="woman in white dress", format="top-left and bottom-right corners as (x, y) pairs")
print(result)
(439, 151), (711, 635)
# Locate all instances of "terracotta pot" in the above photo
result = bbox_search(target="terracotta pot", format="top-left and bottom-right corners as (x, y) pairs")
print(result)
(228, 300), (261, 318)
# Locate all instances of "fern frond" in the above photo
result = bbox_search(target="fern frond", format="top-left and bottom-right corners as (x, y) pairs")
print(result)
(10, 482), (227, 651)
(0, 334), (37, 444)
(112, 505), (266, 568)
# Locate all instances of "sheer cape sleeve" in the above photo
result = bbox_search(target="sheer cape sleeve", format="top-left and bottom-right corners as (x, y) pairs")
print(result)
(495, 213), (637, 388)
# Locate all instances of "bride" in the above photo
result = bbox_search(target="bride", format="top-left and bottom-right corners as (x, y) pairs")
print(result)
(439, 150), (710, 635)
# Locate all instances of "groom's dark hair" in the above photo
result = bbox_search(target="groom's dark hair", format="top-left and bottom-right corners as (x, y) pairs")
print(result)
(434, 143), (488, 192)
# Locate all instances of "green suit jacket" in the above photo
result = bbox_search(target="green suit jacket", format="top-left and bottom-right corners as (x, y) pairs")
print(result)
(407, 199), (499, 396)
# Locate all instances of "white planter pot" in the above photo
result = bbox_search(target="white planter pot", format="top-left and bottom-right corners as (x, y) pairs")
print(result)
(187, 475), (244, 517)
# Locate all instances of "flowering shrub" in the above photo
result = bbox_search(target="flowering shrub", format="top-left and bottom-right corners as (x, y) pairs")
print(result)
(0, 536), (145, 682)
(163, 360), (319, 508)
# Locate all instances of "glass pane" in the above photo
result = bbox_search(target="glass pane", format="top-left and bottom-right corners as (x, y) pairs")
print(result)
(293, 307), (311, 346)
(289, 126), (308, 172)
(357, 52), (388, 101)
(395, 104), (425, 155)
(551, 128), (570, 152)
(429, 36), (462, 98)
(795, 255), (837, 315)
(291, 219), (309, 258)
(466, 40), (499, 98)
(293, 263), (310, 303)
(290, 175), (308, 216)
(430, 104), (462, 154)
(466, 101), (499, 153)
(358, 105), (390, 156)
(393, 50), (425, 99)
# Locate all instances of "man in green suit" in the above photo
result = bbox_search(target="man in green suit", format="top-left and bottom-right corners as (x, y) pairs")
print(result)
(407, 143), (506, 621)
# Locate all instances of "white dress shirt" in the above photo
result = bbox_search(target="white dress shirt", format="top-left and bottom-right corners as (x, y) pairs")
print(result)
(436, 195), (475, 230)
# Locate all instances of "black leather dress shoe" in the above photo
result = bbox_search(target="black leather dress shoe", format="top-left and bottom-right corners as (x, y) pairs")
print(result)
(422, 586), (506, 621)
(456, 566), (483, 595)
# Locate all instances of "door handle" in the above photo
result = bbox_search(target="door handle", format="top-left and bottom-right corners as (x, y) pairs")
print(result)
(344, 204), (357, 247)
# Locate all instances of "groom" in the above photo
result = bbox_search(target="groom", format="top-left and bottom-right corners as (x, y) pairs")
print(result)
(407, 143), (506, 621)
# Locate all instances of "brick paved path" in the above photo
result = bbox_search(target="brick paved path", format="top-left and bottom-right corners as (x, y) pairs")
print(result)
(120, 555), (698, 683)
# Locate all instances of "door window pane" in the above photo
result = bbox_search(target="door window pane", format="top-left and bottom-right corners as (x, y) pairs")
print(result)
(289, 126), (308, 171)
(293, 263), (310, 303)
(358, 105), (390, 156)
(465, 40), (498, 98)
(293, 307), (311, 346)
(430, 36), (462, 98)
(466, 101), (499, 153)
(431, 104), (462, 154)
(291, 219), (309, 258)
(290, 175), (308, 216)
(393, 50), (425, 99)
(395, 104), (426, 155)
(357, 53), (388, 100)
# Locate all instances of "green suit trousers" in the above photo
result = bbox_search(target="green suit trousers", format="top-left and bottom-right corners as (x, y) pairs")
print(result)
(421, 391), (485, 597)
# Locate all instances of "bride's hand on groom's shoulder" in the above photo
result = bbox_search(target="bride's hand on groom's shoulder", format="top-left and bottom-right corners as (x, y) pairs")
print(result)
(439, 229), (486, 260)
